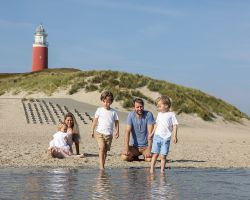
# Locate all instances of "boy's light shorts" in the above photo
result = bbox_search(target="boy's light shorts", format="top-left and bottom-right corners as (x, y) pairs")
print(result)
(95, 132), (113, 151)
(151, 134), (170, 156)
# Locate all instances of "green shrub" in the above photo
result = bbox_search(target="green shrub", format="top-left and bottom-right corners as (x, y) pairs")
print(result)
(12, 90), (21, 95)
(0, 90), (5, 96)
(131, 90), (154, 104)
(122, 99), (133, 108)
(68, 79), (86, 95)
(147, 81), (165, 91)
(85, 84), (98, 92)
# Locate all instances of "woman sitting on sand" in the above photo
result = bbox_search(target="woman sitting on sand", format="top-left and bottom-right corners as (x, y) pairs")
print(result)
(63, 112), (82, 155)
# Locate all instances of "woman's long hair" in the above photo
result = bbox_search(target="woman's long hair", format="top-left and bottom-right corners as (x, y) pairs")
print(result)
(64, 112), (80, 136)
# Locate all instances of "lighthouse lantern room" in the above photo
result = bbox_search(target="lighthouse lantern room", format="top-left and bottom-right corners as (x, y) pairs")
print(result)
(32, 24), (48, 72)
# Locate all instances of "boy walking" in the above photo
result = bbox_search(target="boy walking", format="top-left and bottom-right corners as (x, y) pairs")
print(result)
(91, 91), (119, 170)
(150, 96), (178, 173)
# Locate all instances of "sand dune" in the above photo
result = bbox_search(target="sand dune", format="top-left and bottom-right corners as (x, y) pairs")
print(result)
(0, 93), (250, 168)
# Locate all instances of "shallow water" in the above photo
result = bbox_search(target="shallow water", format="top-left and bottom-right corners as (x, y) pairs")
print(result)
(0, 168), (249, 200)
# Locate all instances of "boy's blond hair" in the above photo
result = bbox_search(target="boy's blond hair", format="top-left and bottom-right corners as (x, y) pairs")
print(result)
(57, 122), (67, 131)
(155, 96), (171, 108)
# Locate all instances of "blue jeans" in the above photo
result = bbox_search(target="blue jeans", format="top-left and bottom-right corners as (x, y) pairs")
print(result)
(151, 134), (170, 156)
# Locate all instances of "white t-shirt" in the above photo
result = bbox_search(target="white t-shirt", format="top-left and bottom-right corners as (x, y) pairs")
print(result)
(154, 112), (178, 140)
(95, 107), (119, 135)
(49, 131), (70, 150)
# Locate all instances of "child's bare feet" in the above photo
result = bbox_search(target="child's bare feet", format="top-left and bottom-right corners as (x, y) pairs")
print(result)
(66, 154), (84, 158)
(99, 167), (105, 170)
(74, 154), (84, 158)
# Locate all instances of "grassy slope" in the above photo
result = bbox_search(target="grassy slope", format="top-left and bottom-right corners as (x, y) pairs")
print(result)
(0, 68), (249, 122)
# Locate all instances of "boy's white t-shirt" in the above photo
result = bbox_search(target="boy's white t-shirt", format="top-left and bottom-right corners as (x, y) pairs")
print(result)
(49, 131), (70, 150)
(95, 107), (119, 135)
(154, 112), (178, 140)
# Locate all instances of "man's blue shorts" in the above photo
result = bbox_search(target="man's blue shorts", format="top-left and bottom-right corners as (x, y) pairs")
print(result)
(151, 134), (171, 156)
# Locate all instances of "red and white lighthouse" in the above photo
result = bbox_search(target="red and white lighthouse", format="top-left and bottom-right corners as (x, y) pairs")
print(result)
(32, 24), (48, 72)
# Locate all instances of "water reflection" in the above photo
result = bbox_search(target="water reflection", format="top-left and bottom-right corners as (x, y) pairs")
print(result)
(0, 168), (180, 200)
(123, 168), (155, 199)
(92, 170), (112, 199)
(46, 168), (73, 199)
(0, 168), (178, 200)
(21, 168), (78, 199)
(149, 173), (179, 200)
(0, 168), (249, 199)
(22, 175), (41, 200)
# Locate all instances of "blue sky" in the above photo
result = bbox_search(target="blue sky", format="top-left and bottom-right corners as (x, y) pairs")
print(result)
(0, 0), (250, 115)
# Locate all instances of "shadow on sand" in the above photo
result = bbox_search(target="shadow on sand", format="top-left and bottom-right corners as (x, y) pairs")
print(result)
(84, 153), (99, 157)
(168, 159), (206, 163)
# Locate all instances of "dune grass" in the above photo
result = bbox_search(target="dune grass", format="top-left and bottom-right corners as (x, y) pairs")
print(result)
(0, 68), (248, 122)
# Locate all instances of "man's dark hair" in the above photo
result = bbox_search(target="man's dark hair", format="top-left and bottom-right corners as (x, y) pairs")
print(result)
(132, 97), (144, 106)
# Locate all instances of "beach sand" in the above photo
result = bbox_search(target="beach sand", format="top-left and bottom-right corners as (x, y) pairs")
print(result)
(0, 92), (250, 169)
